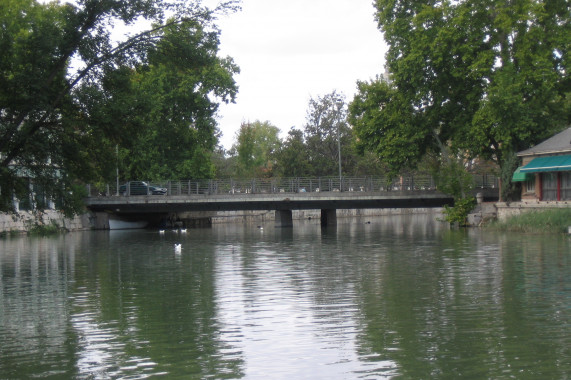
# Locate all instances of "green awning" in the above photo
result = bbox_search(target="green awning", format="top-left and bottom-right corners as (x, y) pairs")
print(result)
(520, 155), (571, 173)
(512, 167), (533, 182)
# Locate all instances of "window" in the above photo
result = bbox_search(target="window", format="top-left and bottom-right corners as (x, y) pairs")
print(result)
(526, 177), (535, 193)
(562, 172), (571, 200)
(542, 173), (557, 201)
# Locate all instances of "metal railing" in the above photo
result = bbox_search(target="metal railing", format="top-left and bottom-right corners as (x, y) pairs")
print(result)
(86, 174), (499, 197)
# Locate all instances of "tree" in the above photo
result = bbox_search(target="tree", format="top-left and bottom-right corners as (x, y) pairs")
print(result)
(211, 145), (238, 178)
(304, 91), (357, 177)
(0, 0), (240, 211)
(350, 0), (569, 199)
(349, 78), (428, 177)
(115, 20), (238, 181)
(274, 128), (311, 177)
(232, 121), (281, 177)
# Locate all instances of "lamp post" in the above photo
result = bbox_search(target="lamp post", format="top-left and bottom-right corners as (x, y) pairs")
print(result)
(116, 144), (119, 196)
(332, 96), (343, 191)
(337, 119), (342, 191)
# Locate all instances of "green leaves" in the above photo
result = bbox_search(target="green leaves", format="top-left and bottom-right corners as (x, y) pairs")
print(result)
(233, 121), (281, 178)
(353, 0), (568, 200)
(349, 79), (427, 177)
(1, 0), (240, 211)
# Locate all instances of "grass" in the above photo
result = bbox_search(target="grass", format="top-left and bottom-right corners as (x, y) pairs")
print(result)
(488, 208), (571, 234)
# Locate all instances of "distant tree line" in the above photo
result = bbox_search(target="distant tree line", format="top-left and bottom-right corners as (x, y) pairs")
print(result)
(213, 91), (388, 179)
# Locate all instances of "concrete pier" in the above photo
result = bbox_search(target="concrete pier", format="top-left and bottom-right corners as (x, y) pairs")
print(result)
(320, 209), (337, 226)
(275, 210), (293, 227)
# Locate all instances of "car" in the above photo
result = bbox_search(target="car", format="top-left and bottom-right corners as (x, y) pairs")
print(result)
(119, 181), (167, 195)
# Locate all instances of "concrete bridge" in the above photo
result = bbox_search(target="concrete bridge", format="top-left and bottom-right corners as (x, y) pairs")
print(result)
(84, 176), (499, 227)
(85, 191), (457, 227)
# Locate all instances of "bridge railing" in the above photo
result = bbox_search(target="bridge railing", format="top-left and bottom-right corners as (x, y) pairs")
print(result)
(86, 174), (498, 197)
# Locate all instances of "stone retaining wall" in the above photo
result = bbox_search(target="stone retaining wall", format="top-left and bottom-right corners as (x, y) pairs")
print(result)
(495, 201), (571, 221)
(210, 208), (443, 224)
(1, 207), (446, 233)
(0, 210), (93, 234)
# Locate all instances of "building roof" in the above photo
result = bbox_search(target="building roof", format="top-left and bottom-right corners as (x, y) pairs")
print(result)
(517, 127), (571, 156)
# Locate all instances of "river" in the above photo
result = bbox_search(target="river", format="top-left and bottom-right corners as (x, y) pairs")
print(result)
(0, 214), (569, 379)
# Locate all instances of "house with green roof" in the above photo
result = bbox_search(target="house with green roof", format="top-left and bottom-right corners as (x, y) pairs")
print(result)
(514, 127), (571, 201)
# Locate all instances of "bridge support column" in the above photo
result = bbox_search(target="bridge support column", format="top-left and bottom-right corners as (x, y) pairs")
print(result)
(275, 210), (293, 227)
(320, 209), (337, 226)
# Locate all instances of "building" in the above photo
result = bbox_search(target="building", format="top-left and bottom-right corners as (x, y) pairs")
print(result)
(513, 127), (571, 201)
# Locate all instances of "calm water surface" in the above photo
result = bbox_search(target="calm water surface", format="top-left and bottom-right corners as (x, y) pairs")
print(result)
(0, 214), (569, 379)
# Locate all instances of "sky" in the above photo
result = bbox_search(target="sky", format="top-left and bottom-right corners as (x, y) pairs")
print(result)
(209, 0), (388, 149)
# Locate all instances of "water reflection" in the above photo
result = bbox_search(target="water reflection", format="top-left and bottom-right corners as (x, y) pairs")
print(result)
(0, 214), (569, 379)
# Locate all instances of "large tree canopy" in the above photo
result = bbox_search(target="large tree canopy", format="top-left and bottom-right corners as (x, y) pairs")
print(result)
(0, 0), (240, 212)
(350, 0), (569, 195)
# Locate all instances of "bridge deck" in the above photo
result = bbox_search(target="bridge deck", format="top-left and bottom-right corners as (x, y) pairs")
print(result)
(85, 191), (456, 214)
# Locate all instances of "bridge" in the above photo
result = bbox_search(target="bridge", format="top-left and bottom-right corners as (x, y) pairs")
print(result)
(84, 175), (499, 227)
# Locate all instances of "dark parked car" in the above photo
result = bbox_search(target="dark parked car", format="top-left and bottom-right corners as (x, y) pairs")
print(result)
(119, 181), (167, 195)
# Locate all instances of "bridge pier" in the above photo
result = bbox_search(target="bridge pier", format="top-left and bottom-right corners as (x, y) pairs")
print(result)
(275, 210), (293, 227)
(320, 209), (337, 226)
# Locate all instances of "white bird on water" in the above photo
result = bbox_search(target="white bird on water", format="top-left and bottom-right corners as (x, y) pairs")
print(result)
(174, 243), (182, 253)
(180, 228), (187, 233)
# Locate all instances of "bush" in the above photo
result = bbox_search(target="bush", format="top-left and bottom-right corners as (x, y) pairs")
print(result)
(442, 197), (477, 226)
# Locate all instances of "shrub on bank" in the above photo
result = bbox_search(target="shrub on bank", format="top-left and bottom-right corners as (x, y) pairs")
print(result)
(488, 208), (571, 234)
(28, 221), (65, 235)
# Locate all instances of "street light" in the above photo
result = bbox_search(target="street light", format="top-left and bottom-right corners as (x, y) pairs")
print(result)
(332, 96), (343, 191)
(116, 144), (119, 196)
(337, 117), (342, 191)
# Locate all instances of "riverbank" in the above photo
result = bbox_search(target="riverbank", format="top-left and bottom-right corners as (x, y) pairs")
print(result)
(486, 208), (571, 234)
(0, 210), (92, 235)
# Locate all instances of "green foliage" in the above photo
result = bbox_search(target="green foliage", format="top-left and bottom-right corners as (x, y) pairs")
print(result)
(442, 197), (476, 226)
(498, 151), (521, 201)
(349, 79), (430, 177)
(1, 0), (239, 212)
(211, 146), (238, 178)
(28, 220), (64, 236)
(353, 0), (569, 189)
(60, 183), (88, 218)
(88, 19), (238, 182)
(274, 128), (311, 177)
(488, 209), (571, 234)
(430, 158), (475, 199)
(233, 121), (281, 177)
(304, 91), (357, 177)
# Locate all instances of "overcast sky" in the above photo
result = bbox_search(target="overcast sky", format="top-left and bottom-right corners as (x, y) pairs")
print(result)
(210, 0), (387, 149)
